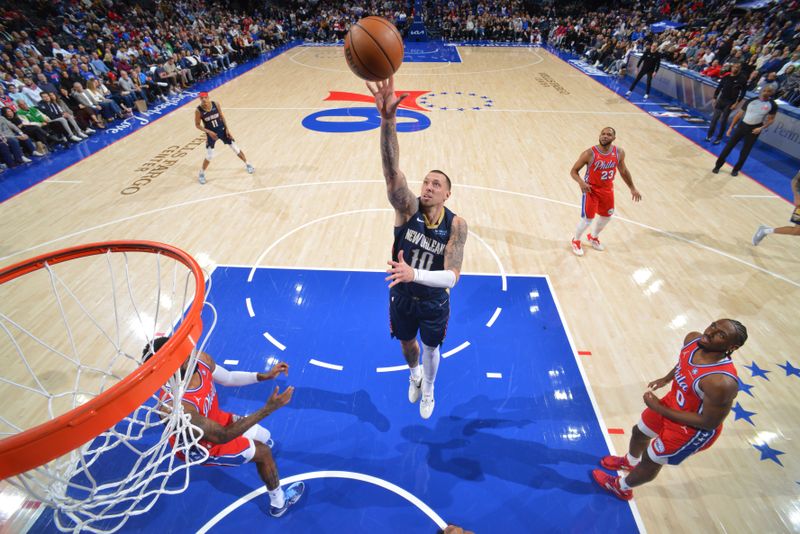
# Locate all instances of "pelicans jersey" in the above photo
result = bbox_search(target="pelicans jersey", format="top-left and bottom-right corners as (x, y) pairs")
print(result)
(198, 102), (225, 134)
(640, 337), (738, 465)
(392, 203), (455, 300)
(389, 202), (455, 347)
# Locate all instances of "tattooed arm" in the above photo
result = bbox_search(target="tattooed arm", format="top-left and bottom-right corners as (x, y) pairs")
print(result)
(367, 77), (417, 226)
(444, 216), (468, 283)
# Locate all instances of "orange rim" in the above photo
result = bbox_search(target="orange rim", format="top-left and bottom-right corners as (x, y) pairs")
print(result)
(0, 241), (205, 480)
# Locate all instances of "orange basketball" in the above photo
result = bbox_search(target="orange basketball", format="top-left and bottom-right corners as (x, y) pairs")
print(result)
(344, 16), (404, 81)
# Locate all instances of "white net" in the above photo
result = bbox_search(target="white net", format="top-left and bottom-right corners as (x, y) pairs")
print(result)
(0, 244), (214, 533)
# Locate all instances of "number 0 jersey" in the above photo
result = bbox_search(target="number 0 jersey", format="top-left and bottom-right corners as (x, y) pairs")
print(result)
(392, 201), (455, 300)
(584, 145), (618, 190)
(661, 337), (738, 425)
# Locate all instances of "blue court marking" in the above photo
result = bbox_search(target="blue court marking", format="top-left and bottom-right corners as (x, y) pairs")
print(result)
(32, 267), (639, 533)
(403, 41), (461, 63)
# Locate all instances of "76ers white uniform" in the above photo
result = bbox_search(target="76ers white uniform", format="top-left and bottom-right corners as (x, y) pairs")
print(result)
(639, 337), (738, 465)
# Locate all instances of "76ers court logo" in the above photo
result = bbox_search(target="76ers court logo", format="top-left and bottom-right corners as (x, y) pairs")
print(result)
(302, 90), (431, 133)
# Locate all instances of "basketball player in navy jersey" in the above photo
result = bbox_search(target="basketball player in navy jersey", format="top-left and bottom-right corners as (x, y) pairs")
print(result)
(367, 77), (469, 420)
(195, 91), (254, 184)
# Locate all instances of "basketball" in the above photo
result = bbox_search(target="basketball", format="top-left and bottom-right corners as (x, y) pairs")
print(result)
(343, 16), (404, 81)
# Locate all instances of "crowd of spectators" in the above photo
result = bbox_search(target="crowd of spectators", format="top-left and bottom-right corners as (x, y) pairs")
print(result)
(0, 0), (296, 171)
(1, 0), (798, 174)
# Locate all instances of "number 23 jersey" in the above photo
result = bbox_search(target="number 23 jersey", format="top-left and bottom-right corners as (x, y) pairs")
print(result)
(392, 201), (455, 300)
(584, 145), (618, 191)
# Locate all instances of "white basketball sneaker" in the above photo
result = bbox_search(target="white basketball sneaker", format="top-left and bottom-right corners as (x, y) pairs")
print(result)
(571, 238), (584, 256)
(587, 233), (605, 251)
(420, 394), (435, 419)
(199, 171), (206, 184)
(752, 225), (771, 246)
(246, 163), (254, 174)
(408, 376), (422, 403)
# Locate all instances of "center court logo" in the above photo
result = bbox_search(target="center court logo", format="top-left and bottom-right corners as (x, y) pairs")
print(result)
(302, 90), (432, 133)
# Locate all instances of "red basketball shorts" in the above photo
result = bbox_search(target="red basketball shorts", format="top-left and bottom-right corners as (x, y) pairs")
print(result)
(638, 407), (721, 465)
(581, 188), (615, 219)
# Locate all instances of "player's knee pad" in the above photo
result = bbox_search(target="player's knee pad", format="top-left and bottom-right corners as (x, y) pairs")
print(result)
(229, 142), (241, 155)
(205, 147), (215, 160)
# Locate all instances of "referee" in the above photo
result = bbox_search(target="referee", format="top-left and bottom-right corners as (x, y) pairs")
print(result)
(712, 85), (777, 176)
(625, 43), (660, 100)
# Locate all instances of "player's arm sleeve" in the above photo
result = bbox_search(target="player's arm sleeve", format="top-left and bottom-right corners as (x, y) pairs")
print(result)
(413, 268), (457, 289)
(212, 364), (259, 386)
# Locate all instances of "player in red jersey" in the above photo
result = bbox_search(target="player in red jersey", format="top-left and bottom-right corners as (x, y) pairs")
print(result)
(142, 337), (304, 517)
(592, 319), (748, 500)
(569, 127), (642, 256)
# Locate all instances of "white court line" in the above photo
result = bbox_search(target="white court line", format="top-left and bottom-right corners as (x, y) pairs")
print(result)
(544, 275), (647, 533)
(262, 331), (286, 351)
(469, 231), (507, 291)
(245, 297), (255, 317)
(288, 44), (544, 76)
(486, 372), (503, 379)
(442, 341), (470, 358)
(4, 179), (796, 288)
(376, 364), (409, 373)
(43, 180), (83, 184)
(486, 307), (502, 327)
(222, 106), (642, 115)
(309, 358), (343, 371)
(196, 470), (447, 533)
(247, 207), (391, 282)
(223, 359), (239, 366)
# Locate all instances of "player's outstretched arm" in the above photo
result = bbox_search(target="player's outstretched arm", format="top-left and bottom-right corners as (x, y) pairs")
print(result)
(617, 147), (641, 201)
(570, 149), (592, 193)
(210, 357), (289, 386)
(184, 385), (294, 444)
(367, 77), (417, 224)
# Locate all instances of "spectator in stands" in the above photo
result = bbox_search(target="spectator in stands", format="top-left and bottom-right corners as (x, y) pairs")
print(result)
(701, 60), (722, 79)
(37, 92), (87, 140)
(3, 105), (59, 148)
(16, 99), (82, 143)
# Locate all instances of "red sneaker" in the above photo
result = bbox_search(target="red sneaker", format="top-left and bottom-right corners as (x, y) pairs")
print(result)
(601, 454), (634, 471)
(592, 469), (633, 501)
(587, 233), (605, 251)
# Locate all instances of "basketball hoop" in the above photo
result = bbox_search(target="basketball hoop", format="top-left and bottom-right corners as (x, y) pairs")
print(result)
(0, 241), (212, 533)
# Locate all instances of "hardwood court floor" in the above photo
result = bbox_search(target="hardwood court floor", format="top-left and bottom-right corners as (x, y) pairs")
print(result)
(1, 45), (798, 533)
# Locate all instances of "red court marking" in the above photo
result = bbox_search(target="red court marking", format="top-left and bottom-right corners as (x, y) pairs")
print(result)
(607, 428), (625, 435)
(578, 351), (592, 356)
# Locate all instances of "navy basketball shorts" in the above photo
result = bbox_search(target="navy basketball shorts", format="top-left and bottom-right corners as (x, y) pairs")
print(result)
(206, 129), (233, 148)
(389, 288), (450, 347)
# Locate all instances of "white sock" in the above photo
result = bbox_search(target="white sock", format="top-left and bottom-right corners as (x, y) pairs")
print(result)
(618, 475), (631, 491)
(410, 364), (422, 381)
(764, 227), (775, 234)
(592, 215), (612, 236)
(626, 452), (641, 466)
(268, 487), (285, 508)
(575, 218), (592, 240)
(421, 343), (440, 396)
